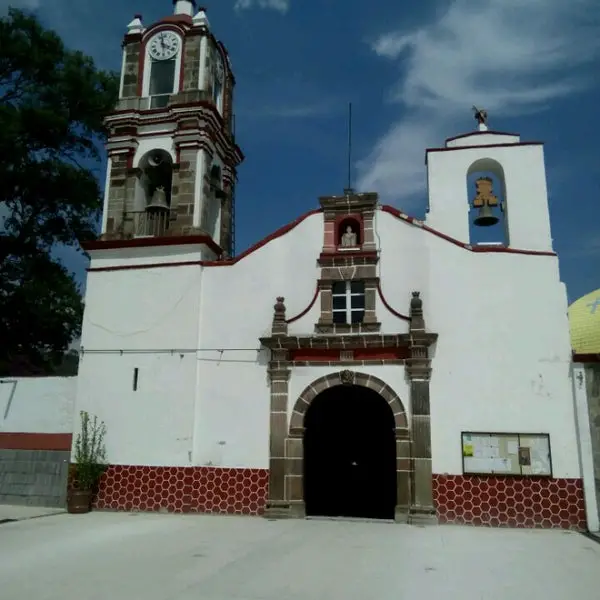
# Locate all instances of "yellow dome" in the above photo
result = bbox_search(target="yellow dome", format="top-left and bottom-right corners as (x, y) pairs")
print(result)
(569, 288), (600, 354)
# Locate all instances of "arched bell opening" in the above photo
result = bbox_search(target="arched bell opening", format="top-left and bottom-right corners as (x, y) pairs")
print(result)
(134, 149), (174, 237)
(467, 158), (509, 246)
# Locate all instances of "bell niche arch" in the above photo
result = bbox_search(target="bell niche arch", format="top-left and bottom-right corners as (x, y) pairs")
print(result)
(282, 370), (412, 521)
(467, 158), (508, 246)
(133, 149), (174, 237)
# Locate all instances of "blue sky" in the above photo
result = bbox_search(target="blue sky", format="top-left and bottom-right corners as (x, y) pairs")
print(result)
(2, 0), (600, 302)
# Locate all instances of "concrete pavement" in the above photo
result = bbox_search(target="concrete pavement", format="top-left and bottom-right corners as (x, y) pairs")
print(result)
(1, 512), (599, 600)
(0, 504), (65, 522)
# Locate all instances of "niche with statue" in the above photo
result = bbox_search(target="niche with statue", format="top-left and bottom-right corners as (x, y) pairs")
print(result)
(337, 217), (361, 249)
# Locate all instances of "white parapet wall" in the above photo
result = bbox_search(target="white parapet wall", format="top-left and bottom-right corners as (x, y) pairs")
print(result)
(0, 377), (77, 434)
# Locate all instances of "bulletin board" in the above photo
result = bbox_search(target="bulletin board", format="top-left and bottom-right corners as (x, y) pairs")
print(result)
(461, 432), (552, 477)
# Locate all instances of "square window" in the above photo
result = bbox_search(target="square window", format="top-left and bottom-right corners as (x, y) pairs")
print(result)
(333, 310), (347, 324)
(351, 294), (365, 310)
(332, 282), (346, 296)
(350, 281), (365, 295)
(351, 310), (365, 324)
(333, 296), (346, 310)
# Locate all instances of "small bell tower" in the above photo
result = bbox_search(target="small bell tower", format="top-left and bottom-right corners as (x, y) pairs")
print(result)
(100, 1), (243, 257)
(425, 108), (553, 252)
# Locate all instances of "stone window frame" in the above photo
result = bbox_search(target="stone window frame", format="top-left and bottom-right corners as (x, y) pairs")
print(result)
(331, 280), (365, 325)
(316, 257), (380, 335)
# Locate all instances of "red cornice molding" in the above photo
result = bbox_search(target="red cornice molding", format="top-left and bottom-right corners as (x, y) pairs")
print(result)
(445, 130), (521, 143)
(380, 206), (556, 257)
(425, 141), (543, 164)
(87, 204), (555, 274)
(202, 208), (324, 266)
(83, 234), (222, 256)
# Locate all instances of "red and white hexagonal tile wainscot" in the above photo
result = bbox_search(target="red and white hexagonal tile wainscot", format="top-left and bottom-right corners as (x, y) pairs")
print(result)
(93, 466), (269, 515)
(432, 475), (586, 529)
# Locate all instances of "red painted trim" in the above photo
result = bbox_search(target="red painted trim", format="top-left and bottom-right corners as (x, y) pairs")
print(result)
(158, 15), (193, 26)
(88, 260), (202, 273)
(377, 281), (410, 321)
(290, 348), (409, 361)
(89, 205), (555, 274)
(425, 141), (543, 164)
(88, 209), (324, 273)
(83, 234), (222, 256)
(0, 433), (72, 451)
(286, 285), (320, 324)
(202, 208), (324, 267)
(380, 206), (556, 257)
(573, 353), (600, 363)
(445, 130), (521, 143)
(319, 250), (379, 261)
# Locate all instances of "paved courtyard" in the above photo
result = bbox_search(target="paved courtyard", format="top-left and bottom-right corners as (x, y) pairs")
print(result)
(1, 512), (599, 600)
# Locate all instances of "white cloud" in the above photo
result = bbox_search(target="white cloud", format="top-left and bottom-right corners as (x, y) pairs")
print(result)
(357, 0), (600, 206)
(234, 0), (290, 14)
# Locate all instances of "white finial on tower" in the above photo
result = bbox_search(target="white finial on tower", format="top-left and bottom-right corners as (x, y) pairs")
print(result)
(127, 14), (144, 35)
(173, 0), (197, 16)
(193, 6), (210, 28)
(473, 106), (489, 132)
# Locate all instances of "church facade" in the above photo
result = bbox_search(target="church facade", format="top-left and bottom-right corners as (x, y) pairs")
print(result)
(75, 1), (589, 528)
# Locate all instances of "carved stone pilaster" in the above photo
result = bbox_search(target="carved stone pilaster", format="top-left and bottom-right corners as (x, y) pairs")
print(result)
(264, 328), (292, 518)
(407, 291), (436, 524)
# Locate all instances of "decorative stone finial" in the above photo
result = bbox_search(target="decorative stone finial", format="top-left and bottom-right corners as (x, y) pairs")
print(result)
(192, 6), (210, 27)
(410, 291), (422, 312)
(410, 291), (425, 333)
(127, 14), (144, 35)
(274, 297), (286, 318)
(473, 106), (488, 131)
(271, 297), (288, 336)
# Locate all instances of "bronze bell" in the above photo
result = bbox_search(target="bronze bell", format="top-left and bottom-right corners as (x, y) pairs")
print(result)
(473, 204), (499, 227)
(146, 186), (169, 212)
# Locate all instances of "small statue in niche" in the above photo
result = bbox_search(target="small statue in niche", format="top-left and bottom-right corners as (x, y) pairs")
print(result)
(340, 224), (358, 247)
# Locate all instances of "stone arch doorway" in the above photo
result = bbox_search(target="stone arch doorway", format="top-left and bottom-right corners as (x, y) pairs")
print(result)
(286, 371), (411, 521)
(304, 384), (397, 519)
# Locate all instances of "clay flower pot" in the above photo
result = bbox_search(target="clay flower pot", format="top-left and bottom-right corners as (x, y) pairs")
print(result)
(67, 489), (93, 514)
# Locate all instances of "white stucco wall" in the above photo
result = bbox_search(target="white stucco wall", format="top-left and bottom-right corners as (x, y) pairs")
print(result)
(426, 141), (553, 252)
(0, 377), (76, 434)
(76, 152), (580, 481)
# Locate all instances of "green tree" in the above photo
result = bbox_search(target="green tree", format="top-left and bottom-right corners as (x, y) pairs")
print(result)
(0, 9), (119, 376)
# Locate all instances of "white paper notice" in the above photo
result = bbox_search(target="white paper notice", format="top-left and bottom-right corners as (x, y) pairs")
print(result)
(507, 441), (519, 455)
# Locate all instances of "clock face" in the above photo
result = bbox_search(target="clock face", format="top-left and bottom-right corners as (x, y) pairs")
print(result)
(148, 31), (180, 61)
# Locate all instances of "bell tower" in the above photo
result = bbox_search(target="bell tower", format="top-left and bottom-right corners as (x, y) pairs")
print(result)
(424, 109), (553, 253)
(100, 1), (243, 257)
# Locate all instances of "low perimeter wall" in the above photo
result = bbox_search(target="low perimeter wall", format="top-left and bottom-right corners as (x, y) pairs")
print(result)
(0, 377), (76, 508)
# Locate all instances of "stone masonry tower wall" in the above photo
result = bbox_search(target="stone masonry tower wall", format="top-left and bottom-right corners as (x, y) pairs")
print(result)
(100, 4), (243, 256)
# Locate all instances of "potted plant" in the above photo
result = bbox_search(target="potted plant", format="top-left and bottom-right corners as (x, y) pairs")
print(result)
(67, 411), (107, 514)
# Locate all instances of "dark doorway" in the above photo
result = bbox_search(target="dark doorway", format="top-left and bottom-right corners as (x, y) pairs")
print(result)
(303, 384), (397, 520)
